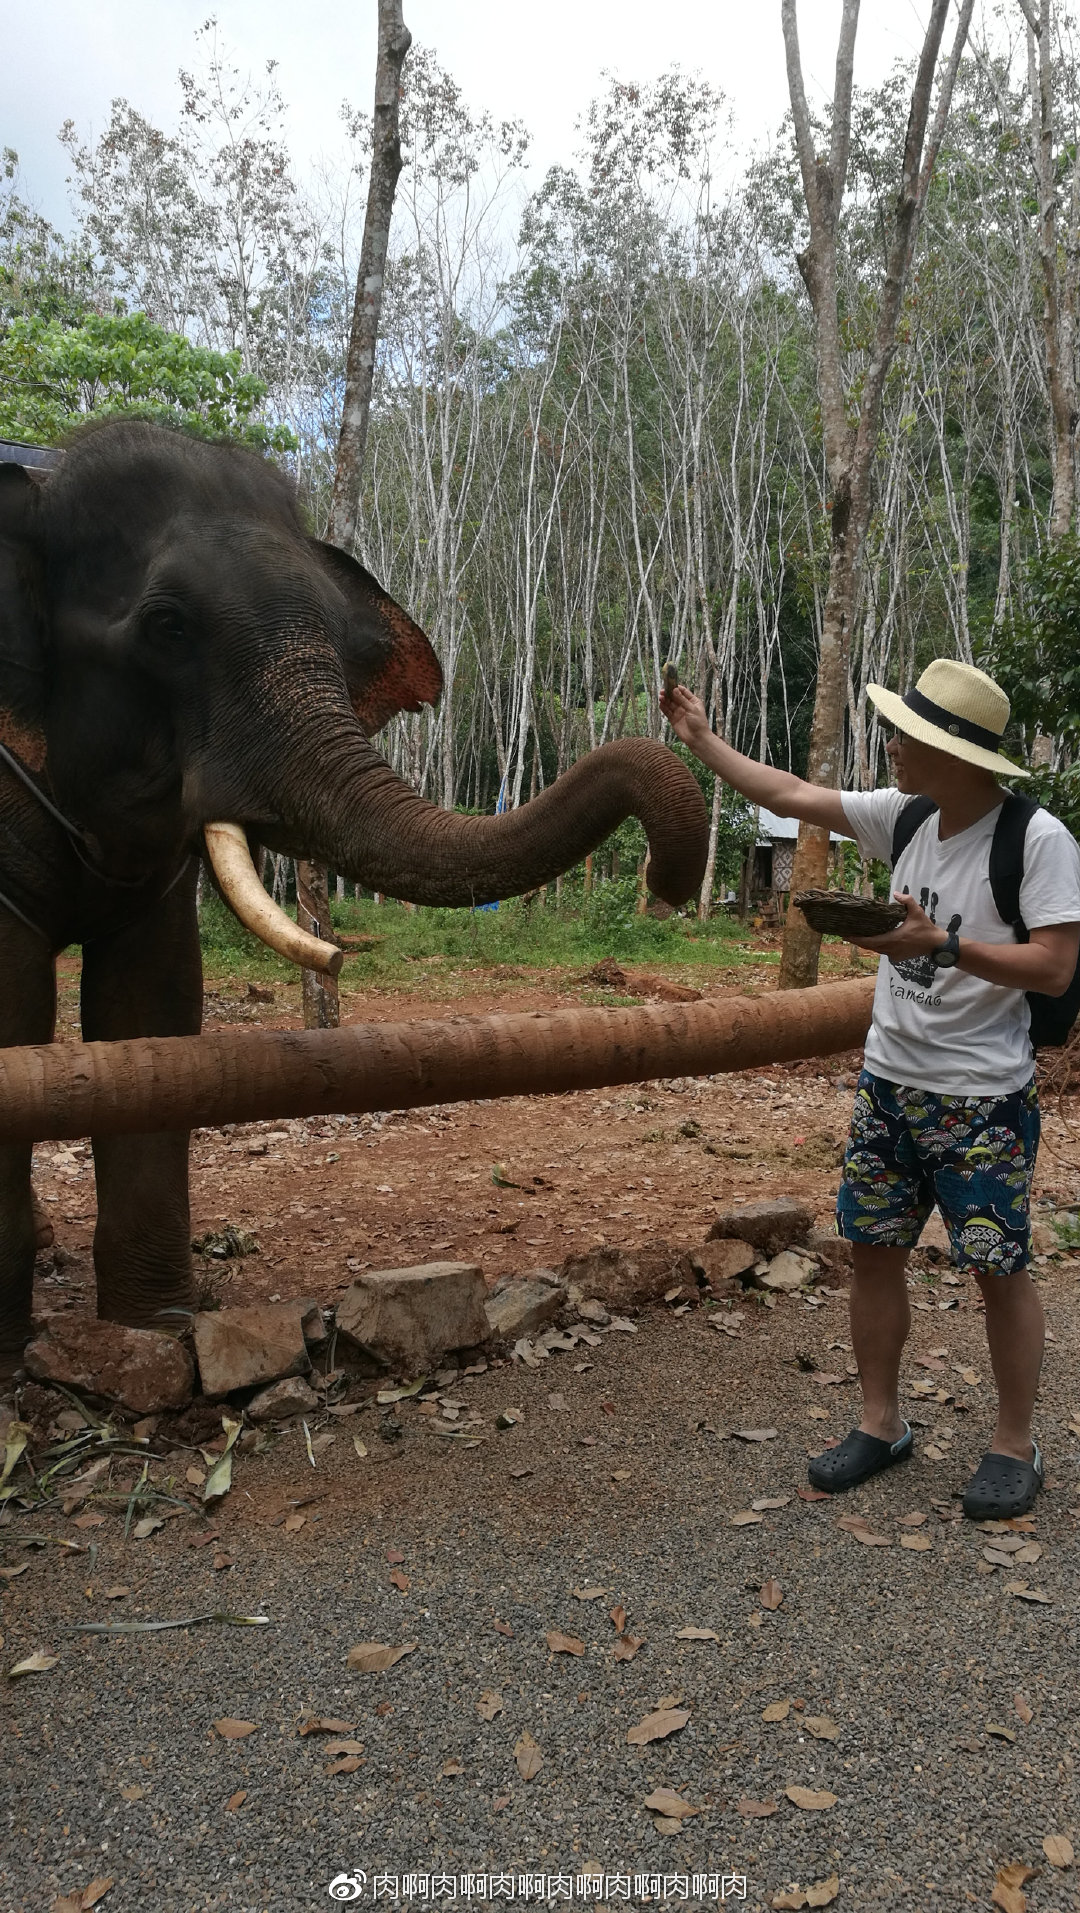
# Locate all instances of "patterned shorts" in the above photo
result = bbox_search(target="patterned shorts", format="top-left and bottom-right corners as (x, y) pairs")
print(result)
(836, 1070), (1040, 1275)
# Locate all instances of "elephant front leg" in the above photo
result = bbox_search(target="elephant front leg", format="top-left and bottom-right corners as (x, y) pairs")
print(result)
(91, 1133), (196, 1331)
(0, 920), (57, 1368)
(80, 863), (202, 1331)
(0, 1143), (39, 1366)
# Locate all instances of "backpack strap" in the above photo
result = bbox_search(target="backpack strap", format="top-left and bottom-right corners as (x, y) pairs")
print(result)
(988, 792), (1040, 942)
(890, 795), (937, 869)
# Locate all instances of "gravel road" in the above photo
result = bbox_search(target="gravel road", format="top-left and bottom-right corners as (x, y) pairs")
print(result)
(3, 1261), (1079, 1913)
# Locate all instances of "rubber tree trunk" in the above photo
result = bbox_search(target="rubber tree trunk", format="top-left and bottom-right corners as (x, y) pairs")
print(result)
(299, 0), (412, 1029)
(0, 979), (874, 1144)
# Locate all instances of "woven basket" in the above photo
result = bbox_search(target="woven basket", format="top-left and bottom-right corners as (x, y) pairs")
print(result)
(794, 889), (906, 939)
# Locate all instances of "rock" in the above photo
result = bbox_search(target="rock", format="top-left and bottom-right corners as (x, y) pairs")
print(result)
(559, 1240), (696, 1312)
(576, 1298), (611, 1326)
(24, 1319), (194, 1414)
(32, 1198), (54, 1253)
(336, 1262), (490, 1378)
(485, 1272), (566, 1342)
(804, 1228), (853, 1278)
(753, 1249), (814, 1294)
(707, 1197), (814, 1257)
(193, 1301), (310, 1398)
(246, 1375), (320, 1423)
(690, 1238), (757, 1291)
(300, 1301), (330, 1349)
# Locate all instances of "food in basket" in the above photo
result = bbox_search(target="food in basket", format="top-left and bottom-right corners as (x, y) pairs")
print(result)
(794, 889), (907, 939)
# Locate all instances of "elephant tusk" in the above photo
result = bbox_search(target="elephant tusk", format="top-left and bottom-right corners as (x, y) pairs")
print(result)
(203, 823), (344, 977)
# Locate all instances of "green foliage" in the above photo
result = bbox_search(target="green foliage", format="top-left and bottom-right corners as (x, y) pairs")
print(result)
(0, 309), (296, 451)
(985, 534), (1080, 837)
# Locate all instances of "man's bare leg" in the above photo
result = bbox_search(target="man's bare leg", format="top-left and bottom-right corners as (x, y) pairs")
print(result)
(849, 1243), (912, 1443)
(973, 1267), (1044, 1462)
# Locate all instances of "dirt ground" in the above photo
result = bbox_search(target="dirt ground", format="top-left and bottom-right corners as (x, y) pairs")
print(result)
(8, 955), (1080, 1913)
(34, 949), (1079, 1327)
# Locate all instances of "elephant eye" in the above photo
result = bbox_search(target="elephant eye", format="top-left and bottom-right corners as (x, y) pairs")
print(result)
(143, 603), (187, 646)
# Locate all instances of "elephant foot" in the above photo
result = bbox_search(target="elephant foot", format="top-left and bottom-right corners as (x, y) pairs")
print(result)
(96, 1284), (197, 1339)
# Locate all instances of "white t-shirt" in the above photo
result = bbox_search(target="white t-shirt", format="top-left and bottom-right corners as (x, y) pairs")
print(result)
(839, 788), (1080, 1095)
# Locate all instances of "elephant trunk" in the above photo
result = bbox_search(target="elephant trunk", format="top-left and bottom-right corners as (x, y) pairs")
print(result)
(291, 729), (710, 909)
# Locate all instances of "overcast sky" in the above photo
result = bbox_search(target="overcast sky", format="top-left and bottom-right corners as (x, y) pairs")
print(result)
(7, 1), (940, 227)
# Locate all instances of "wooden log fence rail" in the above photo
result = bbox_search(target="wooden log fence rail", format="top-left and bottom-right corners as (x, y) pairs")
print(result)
(0, 979), (876, 1145)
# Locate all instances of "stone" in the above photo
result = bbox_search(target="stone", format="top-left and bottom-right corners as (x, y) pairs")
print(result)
(753, 1249), (814, 1294)
(707, 1197), (814, 1258)
(559, 1240), (696, 1312)
(336, 1262), (490, 1378)
(485, 1272), (566, 1342)
(193, 1302), (310, 1399)
(576, 1298), (611, 1326)
(690, 1238), (757, 1291)
(804, 1228), (853, 1278)
(24, 1319), (194, 1414)
(246, 1375), (320, 1423)
(300, 1301), (330, 1349)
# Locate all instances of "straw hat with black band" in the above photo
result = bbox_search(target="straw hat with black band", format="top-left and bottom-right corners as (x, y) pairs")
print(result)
(866, 658), (1030, 779)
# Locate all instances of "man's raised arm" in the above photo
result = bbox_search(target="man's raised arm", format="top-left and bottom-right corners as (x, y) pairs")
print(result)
(660, 685), (849, 837)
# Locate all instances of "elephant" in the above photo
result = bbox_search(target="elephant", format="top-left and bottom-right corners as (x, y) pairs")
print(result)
(0, 418), (708, 1364)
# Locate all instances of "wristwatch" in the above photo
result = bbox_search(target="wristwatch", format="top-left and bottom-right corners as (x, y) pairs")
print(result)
(931, 930), (960, 969)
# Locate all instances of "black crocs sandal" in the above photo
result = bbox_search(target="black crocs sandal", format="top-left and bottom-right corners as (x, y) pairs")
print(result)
(807, 1421), (913, 1493)
(961, 1443), (1044, 1520)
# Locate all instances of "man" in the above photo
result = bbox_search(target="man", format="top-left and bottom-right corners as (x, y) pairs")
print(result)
(662, 659), (1080, 1518)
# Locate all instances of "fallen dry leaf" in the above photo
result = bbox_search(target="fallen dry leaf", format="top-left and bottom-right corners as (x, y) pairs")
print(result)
(439, 1758), (464, 1777)
(546, 1630), (586, 1657)
(1014, 1694), (1034, 1725)
(730, 1510), (763, 1527)
(9, 1650), (58, 1678)
(643, 1787), (700, 1820)
(992, 1860), (1037, 1913)
(327, 1755), (363, 1775)
(736, 1796), (777, 1817)
(283, 1514), (305, 1534)
(805, 1877), (840, 1908)
(785, 1785), (838, 1811)
(297, 1716), (356, 1737)
(571, 1585), (608, 1600)
(120, 1784), (144, 1801)
(225, 1790), (246, 1811)
(51, 1878), (115, 1913)
(733, 1428), (779, 1442)
(900, 1532), (932, 1552)
(515, 1730), (543, 1780)
(1012, 1542), (1043, 1565)
(346, 1641), (418, 1672)
(132, 1516), (165, 1540)
(797, 1486), (830, 1502)
(752, 1495), (792, 1511)
(807, 1406), (830, 1421)
(837, 1513), (869, 1532)
(0, 1563), (29, 1580)
(803, 1715), (839, 1741)
(324, 1739), (364, 1756)
(762, 1698), (791, 1722)
(72, 1513), (105, 1531)
(214, 1718), (257, 1740)
(897, 1511), (927, 1526)
(1004, 1582), (1052, 1604)
(389, 1569), (410, 1592)
(675, 1626), (718, 1641)
(760, 1578), (784, 1611)
(477, 1690), (503, 1722)
(613, 1633), (644, 1662)
(987, 1722), (1017, 1742)
(850, 1528), (891, 1547)
(609, 1605), (627, 1633)
(627, 1706), (690, 1746)
(493, 1619), (514, 1637)
(1042, 1833), (1074, 1868)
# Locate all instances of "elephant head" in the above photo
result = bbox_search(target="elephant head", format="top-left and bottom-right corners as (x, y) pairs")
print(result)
(0, 420), (708, 959)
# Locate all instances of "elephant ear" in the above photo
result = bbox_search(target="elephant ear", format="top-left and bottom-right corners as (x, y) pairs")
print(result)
(311, 540), (442, 734)
(0, 463), (47, 752)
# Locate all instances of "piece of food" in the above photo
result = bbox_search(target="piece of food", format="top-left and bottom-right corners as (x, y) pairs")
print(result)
(661, 660), (679, 697)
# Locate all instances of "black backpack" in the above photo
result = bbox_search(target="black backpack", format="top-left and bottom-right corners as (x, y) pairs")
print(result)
(890, 792), (1080, 1051)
